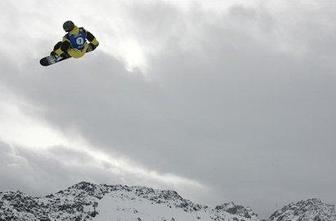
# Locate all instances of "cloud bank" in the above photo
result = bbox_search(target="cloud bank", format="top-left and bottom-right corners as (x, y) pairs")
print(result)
(0, 0), (335, 217)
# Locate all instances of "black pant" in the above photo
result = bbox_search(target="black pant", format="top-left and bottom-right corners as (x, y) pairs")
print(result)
(51, 41), (70, 58)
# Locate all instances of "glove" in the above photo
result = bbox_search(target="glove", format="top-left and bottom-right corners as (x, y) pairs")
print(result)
(50, 51), (57, 57)
(87, 43), (97, 52)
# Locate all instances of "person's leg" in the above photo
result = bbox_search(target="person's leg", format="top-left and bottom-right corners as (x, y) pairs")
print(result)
(51, 41), (70, 58)
(50, 41), (62, 57)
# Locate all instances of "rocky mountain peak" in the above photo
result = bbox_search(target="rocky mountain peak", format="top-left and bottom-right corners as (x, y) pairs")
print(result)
(215, 201), (258, 219)
(269, 198), (336, 221)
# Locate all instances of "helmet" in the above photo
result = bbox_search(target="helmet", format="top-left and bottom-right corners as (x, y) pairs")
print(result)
(63, 20), (75, 32)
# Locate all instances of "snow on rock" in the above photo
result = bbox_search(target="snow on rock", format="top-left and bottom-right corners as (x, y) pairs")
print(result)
(268, 198), (336, 221)
(0, 181), (259, 221)
(215, 202), (258, 220)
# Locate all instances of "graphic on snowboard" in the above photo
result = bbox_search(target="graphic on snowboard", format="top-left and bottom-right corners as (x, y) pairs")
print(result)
(40, 55), (69, 66)
(40, 20), (99, 66)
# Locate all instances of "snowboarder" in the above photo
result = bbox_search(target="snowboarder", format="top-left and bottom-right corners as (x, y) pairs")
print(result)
(40, 20), (99, 66)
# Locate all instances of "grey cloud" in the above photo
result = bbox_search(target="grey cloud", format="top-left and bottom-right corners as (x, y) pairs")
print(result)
(0, 141), (161, 196)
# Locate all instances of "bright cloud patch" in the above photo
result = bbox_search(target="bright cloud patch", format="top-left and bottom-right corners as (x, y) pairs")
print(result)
(0, 88), (204, 193)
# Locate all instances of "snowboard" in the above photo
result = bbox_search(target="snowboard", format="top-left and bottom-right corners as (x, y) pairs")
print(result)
(40, 55), (70, 66)
(40, 45), (94, 66)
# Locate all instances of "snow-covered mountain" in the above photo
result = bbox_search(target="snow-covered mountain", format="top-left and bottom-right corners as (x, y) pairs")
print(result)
(0, 181), (259, 221)
(268, 198), (336, 221)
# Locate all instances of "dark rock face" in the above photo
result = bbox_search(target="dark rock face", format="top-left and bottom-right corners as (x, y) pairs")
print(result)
(269, 198), (336, 221)
(215, 202), (258, 219)
(0, 191), (48, 221)
(0, 183), (105, 221)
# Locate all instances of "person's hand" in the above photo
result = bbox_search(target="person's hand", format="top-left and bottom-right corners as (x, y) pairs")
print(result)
(87, 43), (96, 52)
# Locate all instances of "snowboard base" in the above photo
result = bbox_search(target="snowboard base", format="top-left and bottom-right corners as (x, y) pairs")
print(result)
(40, 55), (70, 66)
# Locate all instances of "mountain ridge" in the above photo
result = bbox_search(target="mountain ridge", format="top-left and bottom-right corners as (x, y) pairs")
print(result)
(0, 181), (258, 221)
(1, 181), (335, 221)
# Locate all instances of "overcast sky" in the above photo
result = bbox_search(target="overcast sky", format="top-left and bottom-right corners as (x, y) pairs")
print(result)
(0, 0), (336, 218)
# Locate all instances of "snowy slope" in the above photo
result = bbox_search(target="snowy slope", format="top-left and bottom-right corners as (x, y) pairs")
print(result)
(93, 185), (258, 221)
(268, 198), (336, 221)
(0, 181), (259, 221)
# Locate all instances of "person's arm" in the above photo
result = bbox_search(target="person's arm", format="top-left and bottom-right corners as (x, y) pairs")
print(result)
(84, 28), (99, 50)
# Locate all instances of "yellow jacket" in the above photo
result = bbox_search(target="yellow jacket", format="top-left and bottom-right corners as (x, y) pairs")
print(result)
(54, 26), (99, 58)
